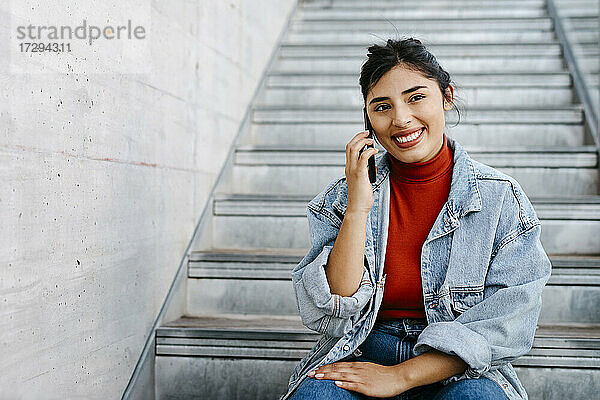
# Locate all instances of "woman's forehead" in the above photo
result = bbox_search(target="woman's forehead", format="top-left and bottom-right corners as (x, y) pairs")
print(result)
(367, 66), (433, 99)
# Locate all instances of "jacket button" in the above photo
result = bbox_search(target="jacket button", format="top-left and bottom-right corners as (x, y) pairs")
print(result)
(343, 344), (350, 352)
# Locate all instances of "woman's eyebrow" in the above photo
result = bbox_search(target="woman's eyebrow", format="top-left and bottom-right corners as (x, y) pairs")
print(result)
(368, 85), (428, 105)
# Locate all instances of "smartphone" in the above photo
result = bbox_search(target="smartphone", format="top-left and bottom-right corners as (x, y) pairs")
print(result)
(362, 107), (377, 183)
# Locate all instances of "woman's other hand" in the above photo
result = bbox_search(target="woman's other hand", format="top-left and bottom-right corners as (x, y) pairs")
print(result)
(345, 131), (378, 216)
(307, 361), (409, 397)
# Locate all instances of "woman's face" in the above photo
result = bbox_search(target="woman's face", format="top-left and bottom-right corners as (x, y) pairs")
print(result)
(365, 64), (454, 163)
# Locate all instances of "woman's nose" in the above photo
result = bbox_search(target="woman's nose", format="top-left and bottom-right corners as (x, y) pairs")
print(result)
(392, 113), (412, 127)
(392, 118), (412, 128)
(389, 104), (412, 126)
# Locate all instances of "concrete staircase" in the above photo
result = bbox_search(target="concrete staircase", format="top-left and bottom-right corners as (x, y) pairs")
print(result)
(154, 1), (600, 398)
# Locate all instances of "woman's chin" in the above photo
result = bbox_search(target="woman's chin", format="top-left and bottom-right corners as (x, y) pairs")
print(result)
(388, 146), (427, 164)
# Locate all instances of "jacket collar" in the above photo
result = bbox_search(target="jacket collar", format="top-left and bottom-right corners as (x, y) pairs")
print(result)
(374, 135), (482, 221)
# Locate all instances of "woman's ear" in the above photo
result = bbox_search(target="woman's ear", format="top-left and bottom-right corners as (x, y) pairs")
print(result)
(443, 84), (455, 111)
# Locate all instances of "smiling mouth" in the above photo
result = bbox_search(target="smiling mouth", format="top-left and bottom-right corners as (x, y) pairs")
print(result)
(393, 127), (425, 144)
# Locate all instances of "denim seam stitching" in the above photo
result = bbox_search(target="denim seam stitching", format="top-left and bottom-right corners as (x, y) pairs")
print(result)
(490, 222), (540, 260)
(476, 174), (535, 229)
(307, 175), (345, 213)
(289, 335), (336, 387)
(308, 205), (342, 230)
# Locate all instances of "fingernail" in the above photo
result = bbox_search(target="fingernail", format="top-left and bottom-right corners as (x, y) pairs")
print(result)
(307, 370), (315, 377)
(315, 373), (325, 378)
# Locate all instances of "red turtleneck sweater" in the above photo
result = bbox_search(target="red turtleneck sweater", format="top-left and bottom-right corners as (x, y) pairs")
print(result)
(377, 134), (454, 320)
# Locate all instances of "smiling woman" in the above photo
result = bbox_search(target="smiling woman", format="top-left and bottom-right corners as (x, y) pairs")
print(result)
(361, 39), (459, 164)
(281, 38), (552, 400)
(366, 68), (450, 163)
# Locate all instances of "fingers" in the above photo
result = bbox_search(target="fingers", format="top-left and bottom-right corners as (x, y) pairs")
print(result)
(307, 362), (363, 380)
(334, 380), (361, 391)
(347, 131), (371, 149)
(346, 141), (377, 177)
(346, 132), (374, 165)
(358, 147), (379, 170)
(309, 371), (363, 386)
(306, 362), (371, 394)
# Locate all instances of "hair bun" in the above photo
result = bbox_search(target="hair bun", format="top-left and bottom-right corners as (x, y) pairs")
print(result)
(407, 37), (422, 45)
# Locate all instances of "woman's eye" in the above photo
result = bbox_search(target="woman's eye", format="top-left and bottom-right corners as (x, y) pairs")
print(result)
(374, 104), (390, 112)
(411, 95), (425, 102)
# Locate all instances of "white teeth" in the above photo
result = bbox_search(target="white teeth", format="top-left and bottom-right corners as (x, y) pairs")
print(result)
(395, 128), (424, 144)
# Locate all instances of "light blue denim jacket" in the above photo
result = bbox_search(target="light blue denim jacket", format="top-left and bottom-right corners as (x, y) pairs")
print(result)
(281, 136), (552, 400)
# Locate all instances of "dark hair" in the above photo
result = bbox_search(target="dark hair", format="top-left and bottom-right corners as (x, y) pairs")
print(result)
(359, 37), (462, 127)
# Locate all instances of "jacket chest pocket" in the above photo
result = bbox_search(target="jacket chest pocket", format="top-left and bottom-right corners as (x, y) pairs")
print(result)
(449, 286), (484, 317)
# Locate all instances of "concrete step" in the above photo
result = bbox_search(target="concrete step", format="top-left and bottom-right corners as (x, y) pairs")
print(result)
(580, 56), (600, 73)
(542, 255), (600, 323)
(302, 0), (548, 3)
(308, 0), (590, 3)
(302, 0), (547, 10)
(571, 44), (600, 57)
(229, 146), (598, 197)
(155, 315), (307, 400)
(266, 72), (572, 88)
(279, 43), (572, 58)
(568, 30), (600, 43)
(247, 123), (585, 147)
(291, 17), (554, 32)
(285, 30), (559, 44)
(568, 16), (599, 31)
(588, 74), (599, 86)
(557, 7), (600, 18)
(306, 0), (548, 3)
(252, 105), (584, 124)
(297, 4), (598, 19)
(187, 250), (600, 323)
(258, 73), (574, 108)
(304, 0), (597, 10)
(208, 194), (600, 253)
(188, 251), (600, 284)
(258, 87), (574, 108)
(155, 316), (600, 400)
(275, 55), (567, 74)
(296, 8), (549, 19)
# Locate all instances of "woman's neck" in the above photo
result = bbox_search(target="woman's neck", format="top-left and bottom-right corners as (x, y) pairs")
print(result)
(388, 134), (453, 183)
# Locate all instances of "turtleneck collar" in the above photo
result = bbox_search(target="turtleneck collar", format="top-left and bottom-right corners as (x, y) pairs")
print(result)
(388, 133), (453, 183)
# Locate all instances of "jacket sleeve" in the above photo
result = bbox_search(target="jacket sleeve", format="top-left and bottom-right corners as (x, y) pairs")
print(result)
(413, 198), (552, 380)
(291, 202), (374, 337)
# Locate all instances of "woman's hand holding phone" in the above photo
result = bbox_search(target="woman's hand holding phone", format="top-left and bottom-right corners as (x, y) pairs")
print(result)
(345, 131), (379, 216)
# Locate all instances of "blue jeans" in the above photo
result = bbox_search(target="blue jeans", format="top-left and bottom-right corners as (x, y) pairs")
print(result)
(288, 318), (508, 400)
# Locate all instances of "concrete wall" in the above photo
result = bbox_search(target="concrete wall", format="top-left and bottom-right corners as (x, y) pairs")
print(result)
(0, 1), (296, 399)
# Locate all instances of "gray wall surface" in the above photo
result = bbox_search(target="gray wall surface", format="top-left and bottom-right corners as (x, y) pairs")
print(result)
(0, 1), (296, 398)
